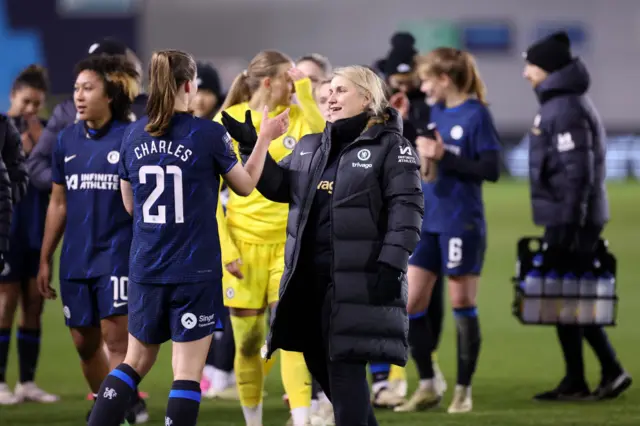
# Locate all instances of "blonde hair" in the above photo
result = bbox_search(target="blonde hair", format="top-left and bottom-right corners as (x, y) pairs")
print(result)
(332, 65), (388, 116)
(145, 50), (196, 137)
(220, 50), (292, 111)
(417, 47), (488, 105)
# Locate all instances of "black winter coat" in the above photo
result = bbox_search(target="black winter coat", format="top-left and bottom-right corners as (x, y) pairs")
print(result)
(254, 108), (424, 365)
(0, 115), (29, 252)
(528, 59), (608, 227)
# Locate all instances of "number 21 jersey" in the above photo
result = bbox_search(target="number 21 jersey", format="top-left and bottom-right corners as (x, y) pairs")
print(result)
(119, 113), (238, 284)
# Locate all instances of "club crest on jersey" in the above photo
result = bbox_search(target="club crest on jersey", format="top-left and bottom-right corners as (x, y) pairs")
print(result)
(531, 114), (542, 135)
(225, 287), (235, 299)
(450, 125), (464, 140)
(357, 149), (371, 161)
(107, 151), (120, 164)
(282, 136), (296, 150)
(223, 132), (234, 153)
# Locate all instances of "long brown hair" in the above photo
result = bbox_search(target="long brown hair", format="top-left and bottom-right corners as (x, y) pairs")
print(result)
(12, 64), (49, 93)
(417, 47), (488, 105)
(220, 50), (292, 112)
(145, 50), (196, 137)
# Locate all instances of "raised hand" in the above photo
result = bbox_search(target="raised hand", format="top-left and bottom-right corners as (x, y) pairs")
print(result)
(221, 110), (257, 155)
(258, 106), (290, 142)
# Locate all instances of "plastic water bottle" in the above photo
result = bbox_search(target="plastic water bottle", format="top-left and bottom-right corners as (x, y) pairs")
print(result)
(595, 272), (615, 324)
(559, 272), (578, 324)
(541, 270), (561, 322)
(578, 271), (597, 324)
(522, 269), (543, 322)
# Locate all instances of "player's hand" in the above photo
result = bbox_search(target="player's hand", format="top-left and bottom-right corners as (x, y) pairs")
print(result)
(37, 261), (57, 300)
(259, 106), (290, 142)
(286, 68), (307, 82)
(416, 132), (445, 161)
(221, 110), (257, 156)
(225, 259), (244, 279)
(389, 91), (410, 119)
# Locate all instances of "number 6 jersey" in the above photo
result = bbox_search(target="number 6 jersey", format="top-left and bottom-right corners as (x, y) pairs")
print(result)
(52, 120), (133, 280)
(119, 113), (238, 284)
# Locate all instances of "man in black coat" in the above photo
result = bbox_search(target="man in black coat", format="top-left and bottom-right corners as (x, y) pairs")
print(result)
(26, 37), (147, 191)
(523, 31), (631, 401)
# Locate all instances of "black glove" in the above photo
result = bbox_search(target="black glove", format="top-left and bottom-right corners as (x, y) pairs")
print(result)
(221, 110), (258, 156)
(544, 224), (580, 252)
(369, 263), (403, 305)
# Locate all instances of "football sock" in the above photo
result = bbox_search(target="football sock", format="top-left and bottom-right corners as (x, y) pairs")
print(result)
(165, 380), (201, 426)
(389, 365), (406, 382)
(230, 314), (265, 423)
(212, 315), (236, 372)
(17, 328), (41, 383)
(408, 311), (434, 380)
(454, 307), (481, 386)
(281, 350), (312, 416)
(87, 364), (140, 426)
(369, 363), (390, 393)
(0, 328), (10, 383)
(428, 275), (445, 348)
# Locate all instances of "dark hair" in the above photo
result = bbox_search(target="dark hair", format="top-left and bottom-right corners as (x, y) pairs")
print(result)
(296, 53), (332, 75)
(12, 64), (49, 93)
(145, 50), (196, 137)
(75, 54), (140, 122)
(221, 50), (292, 112)
(417, 47), (488, 105)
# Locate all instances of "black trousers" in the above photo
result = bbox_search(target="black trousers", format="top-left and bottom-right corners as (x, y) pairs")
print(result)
(544, 224), (620, 382)
(302, 283), (378, 426)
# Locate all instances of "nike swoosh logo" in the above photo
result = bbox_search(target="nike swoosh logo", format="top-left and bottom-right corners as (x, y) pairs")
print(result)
(300, 151), (312, 156)
(64, 155), (77, 163)
(113, 302), (128, 308)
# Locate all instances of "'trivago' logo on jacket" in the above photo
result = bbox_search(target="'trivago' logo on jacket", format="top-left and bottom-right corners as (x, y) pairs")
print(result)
(352, 148), (373, 169)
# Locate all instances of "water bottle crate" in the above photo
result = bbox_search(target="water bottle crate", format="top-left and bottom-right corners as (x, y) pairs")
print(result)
(511, 236), (618, 327)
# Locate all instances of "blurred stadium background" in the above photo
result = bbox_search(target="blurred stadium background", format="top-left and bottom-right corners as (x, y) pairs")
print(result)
(1, 0), (639, 425)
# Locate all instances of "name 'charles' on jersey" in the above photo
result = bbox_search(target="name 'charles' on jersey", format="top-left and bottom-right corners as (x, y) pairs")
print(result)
(119, 113), (238, 284)
(52, 121), (132, 279)
(423, 99), (501, 235)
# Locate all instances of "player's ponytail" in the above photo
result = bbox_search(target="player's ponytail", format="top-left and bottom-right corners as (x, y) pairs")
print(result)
(145, 50), (196, 137)
(220, 50), (292, 112)
(461, 51), (488, 105)
(417, 47), (488, 105)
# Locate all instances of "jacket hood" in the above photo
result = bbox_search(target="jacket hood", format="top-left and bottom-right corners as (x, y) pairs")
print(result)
(535, 59), (590, 102)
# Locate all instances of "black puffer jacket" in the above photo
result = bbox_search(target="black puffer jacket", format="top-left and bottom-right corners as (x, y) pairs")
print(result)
(254, 108), (424, 365)
(528, 59), (608, 227)
(0, 115), (29, 252)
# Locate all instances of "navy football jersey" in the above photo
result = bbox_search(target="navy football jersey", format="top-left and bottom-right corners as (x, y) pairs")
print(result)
(422, 99), (501, 235)
(119, 112), (237, 284)
(51, 121), (133, 279)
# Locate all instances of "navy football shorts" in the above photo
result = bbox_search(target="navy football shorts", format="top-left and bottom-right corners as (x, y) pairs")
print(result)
(128, 280), (226, 344)
(60, 275), (129, 328)
(0, 235), (40, 283)
(409, 231), (486, 276)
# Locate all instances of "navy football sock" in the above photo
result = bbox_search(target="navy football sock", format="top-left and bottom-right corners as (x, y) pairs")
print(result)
(0, 328), (10, 383)
(454, 307), (481, 387)
(212, 316), (235, 372)
(408, 312), (434, 380)
(428, 276), (445, 348)
(165, 380), (202, 426)
(369, 363), (390, 384)
(87, 364), (141, 426)
(17, 328), (41, 383)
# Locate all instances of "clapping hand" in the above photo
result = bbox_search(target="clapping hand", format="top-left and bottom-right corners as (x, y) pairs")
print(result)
(258, 106), (290, 142)
(416, 131), (445, 161)
(221, 110), (258, 156)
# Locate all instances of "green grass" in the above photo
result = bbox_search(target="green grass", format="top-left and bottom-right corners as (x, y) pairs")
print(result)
(2, 180), (640, 425)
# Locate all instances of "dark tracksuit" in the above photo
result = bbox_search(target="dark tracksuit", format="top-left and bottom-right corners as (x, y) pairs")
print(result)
(528, 59), (627, 398)
(253, 108), (423, 425)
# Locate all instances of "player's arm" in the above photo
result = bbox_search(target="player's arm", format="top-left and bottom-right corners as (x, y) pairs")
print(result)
(291, 73), (325, 133)
(1, 117), (29, 203)
(551, 112), (594, 225)
(253, 153), (292, 204)
(377, 136), (424, 271)
(40, 183), (67, 266)
(120, 179), (133, 215)
(223, 133), (273, 196)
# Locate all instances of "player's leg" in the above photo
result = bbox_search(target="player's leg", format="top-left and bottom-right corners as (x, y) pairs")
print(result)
(97, 275), (148, 424)
(0, 277), (20, 405)
(224, 239), (270, 426)
(388, 365), (407, 398)
(443, 234), (484, 414)
(203, 315), (237, 399)
(427, 274), (447, 395)
(14, 262), (59, 403)
(88, 279), (165, 426)
(270, 242), (313, 426)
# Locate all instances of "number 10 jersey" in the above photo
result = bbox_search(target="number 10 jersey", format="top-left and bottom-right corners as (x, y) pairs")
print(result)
(119, 113), (238, 284)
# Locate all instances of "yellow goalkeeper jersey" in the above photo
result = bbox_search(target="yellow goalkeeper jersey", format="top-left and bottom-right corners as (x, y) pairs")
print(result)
(215, 77), (325, 263)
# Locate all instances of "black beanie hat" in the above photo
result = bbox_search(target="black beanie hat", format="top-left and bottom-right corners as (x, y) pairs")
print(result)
(383, 32), (418, 76)
(524, 31), (573, 73)
(196, 62), (222, 98)
(87, 37), (128, 56)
